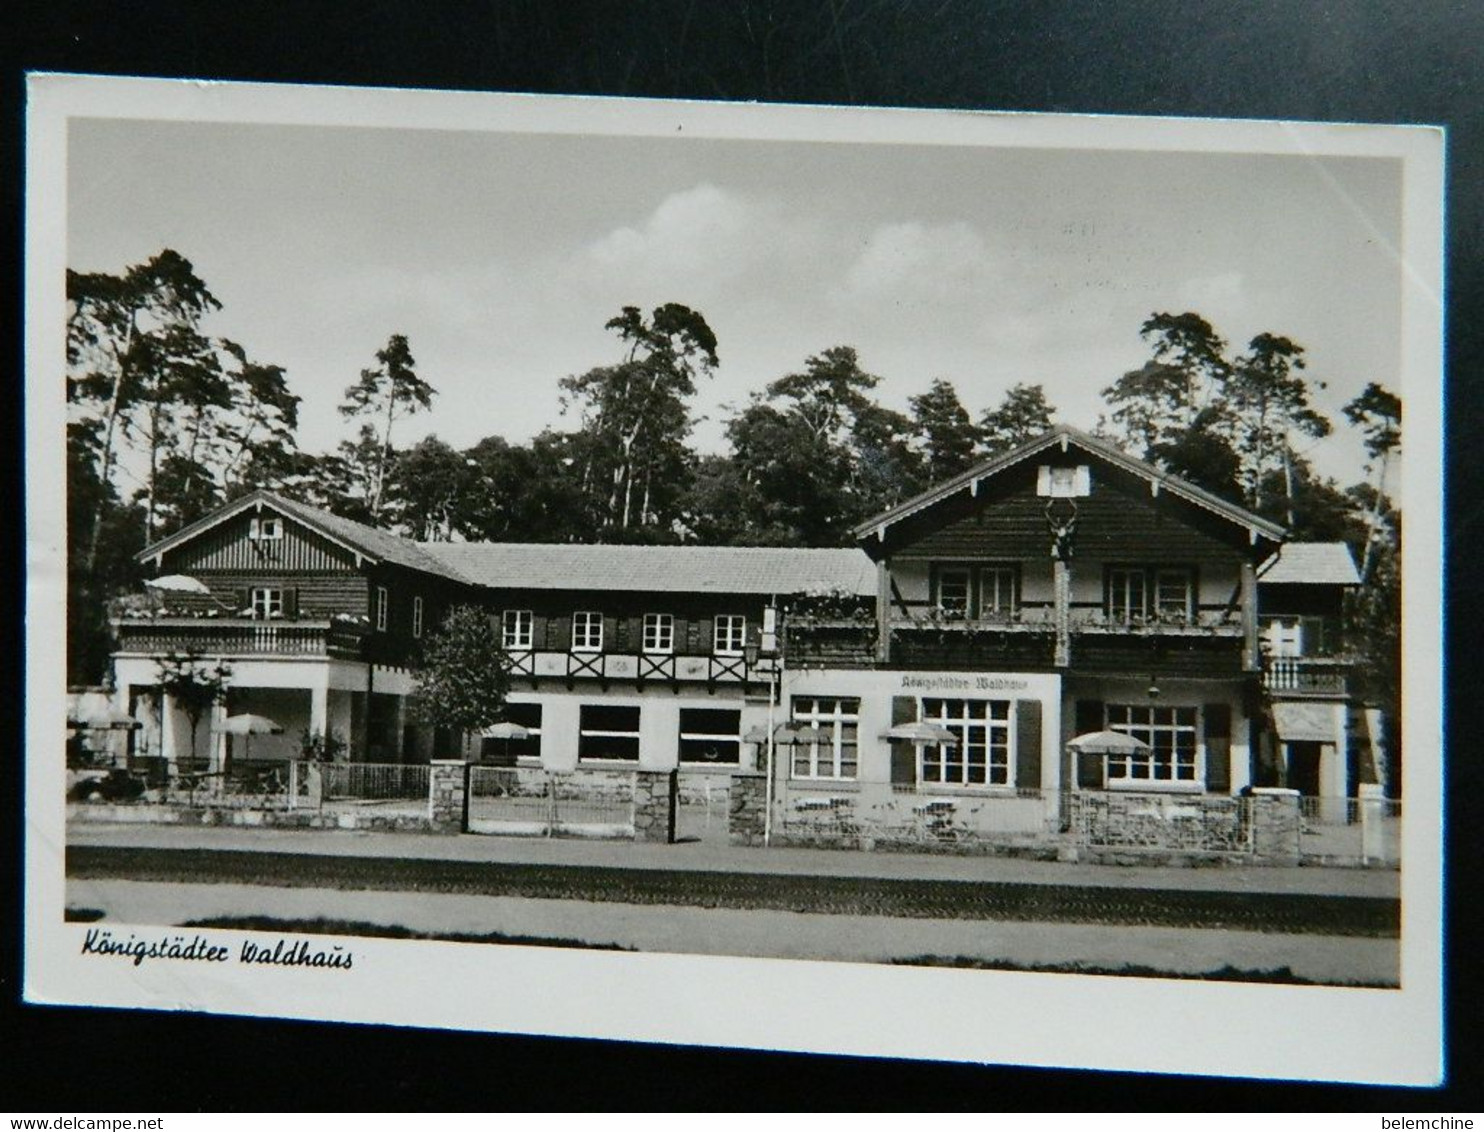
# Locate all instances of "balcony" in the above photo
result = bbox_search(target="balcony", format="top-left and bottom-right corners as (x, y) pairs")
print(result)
(113, 616), (369, 660)
(1262, 655), (1353, 696)
(503, 649), (767, 688)
(887, 605), (1244, 638)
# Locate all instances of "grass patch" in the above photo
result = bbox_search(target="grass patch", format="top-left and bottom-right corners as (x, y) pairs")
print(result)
(891, 955), (1397, 988)
(179, 915), (633, 951)
(64, 907), (106, 922)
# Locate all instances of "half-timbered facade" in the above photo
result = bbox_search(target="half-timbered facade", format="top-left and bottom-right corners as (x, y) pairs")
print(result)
(110, 426), (1380, 814)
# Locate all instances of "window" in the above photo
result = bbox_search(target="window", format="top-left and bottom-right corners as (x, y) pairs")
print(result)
(412, 596), (424, 639)
(790, 697), (860, 779)
(935, 567), (972, 616)
(714, 615), (746, 655)
(502, 609), (534, 651)
(250, 587), (283, 619)
(572, 611), (604, 652)
(1154, 569), (1193, 621)
(375, 586), (389, 631)
(679, 708), (741, 764)
(919, 698), (1012, 787)
(481, 702), (542, 762)
(979, 566), (1019, 616)
(249, 516), (283, 541)
(1105, 704), (1199, 784)
(1106, 568), (1147, 623)
(578, 704), (640, 761)
(1037, 464), (1091, 497)
(642, 613), (674, 654)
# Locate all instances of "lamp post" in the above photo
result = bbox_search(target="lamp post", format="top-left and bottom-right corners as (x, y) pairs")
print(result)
(746, 605), (783, 846)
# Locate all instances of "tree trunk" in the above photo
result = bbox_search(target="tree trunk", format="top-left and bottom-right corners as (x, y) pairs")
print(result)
(86, 319), (137, 572)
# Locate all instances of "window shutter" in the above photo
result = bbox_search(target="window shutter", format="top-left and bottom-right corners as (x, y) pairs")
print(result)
(604, 615), (618, 651)
(284, 588), (299, 618)
(1015, 699), (1042, 789)
(889, 696), (917, 784)
(549, 614), (569, 650)
(248, 518), (260, 540)
(1075, 698), (1104, 789)
(1074, 465), (1092, 495)
(1204, 702), (1232, 794)
(238, 588), (252, 613)
(1036, 465), (1051, 495)
(685, 618), (700, 654)
(615, 616), (631, 652)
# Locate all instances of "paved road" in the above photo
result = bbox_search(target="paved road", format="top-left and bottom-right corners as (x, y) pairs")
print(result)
(65, 820), (1400, 898)
(66, 843), (1398, 937)
(65, 878), (1401, 986)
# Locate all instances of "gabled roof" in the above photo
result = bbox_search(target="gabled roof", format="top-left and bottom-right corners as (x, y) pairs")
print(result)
(852, 424), (1286, 547)
(416, 542), (876, 597)
(137, 490), (474, 585)
(1258, 542), (1361, 586)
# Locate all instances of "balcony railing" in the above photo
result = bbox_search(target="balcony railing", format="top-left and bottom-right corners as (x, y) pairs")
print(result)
(503, 648), (765, 685)
(1263, 655), (1353, 695)
(887, 605), (1243, 636)
(113, 616), (368, 659)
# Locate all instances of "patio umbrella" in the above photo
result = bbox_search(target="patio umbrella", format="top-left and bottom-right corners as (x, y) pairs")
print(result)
(1067, 729), (1149, 754)
(143, 574), (212, 594)
(213, 712), (284, 768)
(481, 720), (530, 763)
(881, 722), (960, 745)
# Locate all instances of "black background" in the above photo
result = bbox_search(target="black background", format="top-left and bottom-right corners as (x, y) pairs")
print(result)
(4, 0), (1480, 1112)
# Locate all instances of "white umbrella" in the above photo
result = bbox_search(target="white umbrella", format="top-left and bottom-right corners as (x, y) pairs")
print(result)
(212, 712), (284, 769)
(481, 720), (530, 763)
(881, 722), (960, 745)
(1067, 729), (1149, 754)
(144, 574), (212, 595)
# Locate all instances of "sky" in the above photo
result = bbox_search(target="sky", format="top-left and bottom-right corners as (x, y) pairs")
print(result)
(66, 113), (1405, 489)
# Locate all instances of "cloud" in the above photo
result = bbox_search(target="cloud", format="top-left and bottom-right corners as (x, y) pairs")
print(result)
(836, 221), (1002, 306)
(581, 183), (790, 292)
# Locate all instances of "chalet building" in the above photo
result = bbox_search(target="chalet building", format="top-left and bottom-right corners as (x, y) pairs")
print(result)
(109, 425), (1382, 814)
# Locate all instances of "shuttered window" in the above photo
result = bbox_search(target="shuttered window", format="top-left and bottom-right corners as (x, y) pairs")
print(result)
(250, 588), (283, 619)
(502, 609), (533, 650)
(919, 698), (1013, 787)
(572, 611), (604, 652)
(643, 613), (674, 654)
(1105, 704), (1199, 784)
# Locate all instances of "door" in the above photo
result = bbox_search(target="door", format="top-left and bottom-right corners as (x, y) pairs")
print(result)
(1285, 741), (1321, 796)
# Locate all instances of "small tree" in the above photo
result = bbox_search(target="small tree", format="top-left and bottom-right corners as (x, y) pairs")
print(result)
(413, 606), (510, 758)
(154, 651), (232, 777)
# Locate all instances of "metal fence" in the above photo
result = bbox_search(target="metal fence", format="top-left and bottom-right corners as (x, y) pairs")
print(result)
(317, 762), (431, 803)
(1301, 795), (1402, 864)
(466, 766), (635, 837)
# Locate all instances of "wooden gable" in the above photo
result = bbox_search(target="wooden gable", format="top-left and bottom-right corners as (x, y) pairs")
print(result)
(160, 505), (360, 574)
(883, 453), (1264, 564)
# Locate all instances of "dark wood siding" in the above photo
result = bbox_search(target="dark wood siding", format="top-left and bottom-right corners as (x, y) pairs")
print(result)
(171, 571), (369, 619)
(1072, 634), (1243, 679)
(890, 632), (1056, 672)
(163, 509), (357, 573)
(786, 625), (878, 669)
(884, 457), (1257, 564)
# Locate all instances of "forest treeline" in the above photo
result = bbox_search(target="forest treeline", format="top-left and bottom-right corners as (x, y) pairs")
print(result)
(66, 248), (1402, 714)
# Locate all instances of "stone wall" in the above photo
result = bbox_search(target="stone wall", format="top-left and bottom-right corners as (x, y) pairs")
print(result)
(632, 769), (677, 843)
(1249, 787), (1301, 865)
(428, 759), (469, 833)
(728, 772), (768, 846)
